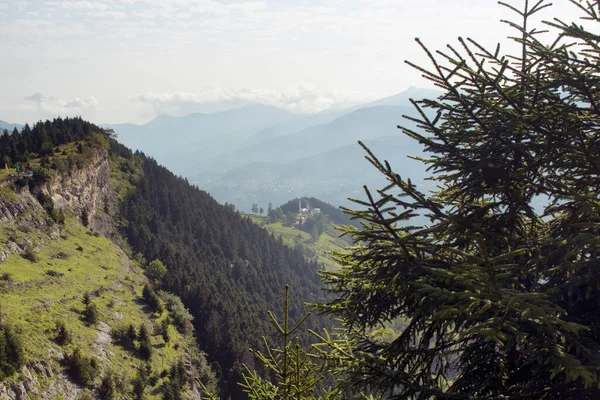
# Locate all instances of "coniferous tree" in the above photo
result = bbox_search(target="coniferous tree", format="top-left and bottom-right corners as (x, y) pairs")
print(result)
(317, 1), (600, 398)
(241, 286), (340, 400)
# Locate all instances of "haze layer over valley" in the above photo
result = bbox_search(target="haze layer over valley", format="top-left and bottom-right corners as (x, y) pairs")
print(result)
(106, 87), (440, 210)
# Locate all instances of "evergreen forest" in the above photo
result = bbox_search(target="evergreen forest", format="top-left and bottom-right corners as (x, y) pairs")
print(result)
(2, 0), (600, 399)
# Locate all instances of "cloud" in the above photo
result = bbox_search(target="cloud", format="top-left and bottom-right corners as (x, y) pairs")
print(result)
(24, 93), (98, 117)
(130, 84), (374, 116)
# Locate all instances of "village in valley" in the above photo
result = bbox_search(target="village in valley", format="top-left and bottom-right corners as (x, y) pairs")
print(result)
(295, 198), (321, 226)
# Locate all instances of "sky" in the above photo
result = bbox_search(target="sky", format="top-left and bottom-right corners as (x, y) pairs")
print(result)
(0, 0), (585, 125)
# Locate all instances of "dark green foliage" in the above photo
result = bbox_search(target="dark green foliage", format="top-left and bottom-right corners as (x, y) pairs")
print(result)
(318, 1), (600, 398)
(0, 324), (25, 379)
(81, 208), (90, 227)
(0, 117), (109, 168)
(158, 291), (193, 336)
(83, 302), (99, 324)
(112, 323), (137, 351)
(241, 286), (340, 400)
(138, 323), (152, 360)
(142, 284), (163, 313)
(160, 319), (170, 343)
(63, 347), (98, 387)
(145, 259), (167, 285)
(0, 272), (13, 282)
(131, 362), (150, 400)
(99, 369), (117, 400)
(82, 291), (91, 306)
(54, 320), (72, 346)
(46, 269), (64, 278)
(115, 150), (328, 397)
(162, 361), (188, 400)
(21, 246), (39, 263)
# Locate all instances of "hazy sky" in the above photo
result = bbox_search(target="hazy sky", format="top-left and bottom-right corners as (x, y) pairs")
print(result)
(0, 0), (583, 124)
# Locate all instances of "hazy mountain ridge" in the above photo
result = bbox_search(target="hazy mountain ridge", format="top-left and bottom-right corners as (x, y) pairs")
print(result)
(0, 120), (24, 132)
(105, 104), (296, 174)
(104, 87), (441, 210)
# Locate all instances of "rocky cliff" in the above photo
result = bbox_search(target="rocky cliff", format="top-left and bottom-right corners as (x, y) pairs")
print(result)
(0, 148), (214, 399)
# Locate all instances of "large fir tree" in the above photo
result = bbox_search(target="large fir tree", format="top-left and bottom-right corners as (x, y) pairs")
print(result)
(317, 0), (600, 398)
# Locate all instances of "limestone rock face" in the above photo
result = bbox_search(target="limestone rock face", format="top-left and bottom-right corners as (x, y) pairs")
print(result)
(0, 150), (118, 399)
(43, 150), (117, 236)
(0, 149), (117, 265)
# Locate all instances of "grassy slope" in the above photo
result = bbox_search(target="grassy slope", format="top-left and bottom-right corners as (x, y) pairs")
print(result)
(0, 159), (197, 398)
(245, 214), (348, 270)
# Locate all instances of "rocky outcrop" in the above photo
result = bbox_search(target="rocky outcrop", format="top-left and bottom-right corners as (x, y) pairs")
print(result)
(0, 189), (45, 224)
(42, 149), (117, 236)
(0, 149), (117, 266)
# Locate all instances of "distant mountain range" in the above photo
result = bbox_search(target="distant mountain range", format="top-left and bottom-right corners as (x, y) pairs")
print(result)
(4, 87), (441, 211)
(102, 86), (442, 211)
(0, 120), (23, 132)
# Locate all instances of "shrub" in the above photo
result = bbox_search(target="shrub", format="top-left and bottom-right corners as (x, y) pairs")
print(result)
(83, 302), (99, 324)
(0, 272), (12, 282)
(160, 319), (170, 343)
(99, 369), (117, 400)
(142, 284), (163, 313)
(0, 324), (25, 379)
(131, 362), (150, 400)
(46, 269), (64, 278)
(82, 292), (91, 307)
(145, 259), (167, 285)
(138, 324), (152, 360)
(112, 323), (138, 352)
(21, 246), (39, 263)
(54, 320), (72, 346)
(162, 361), (189, 400)
(63, 347), (98, 386)
(158, 291), (194, 335)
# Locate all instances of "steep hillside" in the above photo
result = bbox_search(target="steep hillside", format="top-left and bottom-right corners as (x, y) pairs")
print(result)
(111, 142), (330, 398)
(0, 117), (331, 399)
(0, 140), (216, 399)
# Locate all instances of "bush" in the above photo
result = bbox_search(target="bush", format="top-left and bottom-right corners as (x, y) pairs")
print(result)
(63, 347), (98, 386)
(21, 246), (39, 263)
(160, 319), (170, 343)
(0, 272), (12, 282)
(99, 369), (117, 400)
(142, 284), (163, 313)
(145, 259), (167, 285)
(131, 362), (150, 400)
(111, 323), (137, 351)
(162, 361), (189, 400)
(138, 324), (152, 360)
(54, 320), (72, 346)
(83, 302), (99, 324)
(46, 269), (64, 278)
(158, 291), (194, 335)
(0, 324), (25, 379)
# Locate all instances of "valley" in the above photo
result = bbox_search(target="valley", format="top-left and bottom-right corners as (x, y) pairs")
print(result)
(106, 87), (439, 211)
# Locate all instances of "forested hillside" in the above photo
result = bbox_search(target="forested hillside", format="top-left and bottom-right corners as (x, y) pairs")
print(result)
(0, 118), (218, 399)
(112, 142), (330, 397)
(0, 117), (331, 398)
